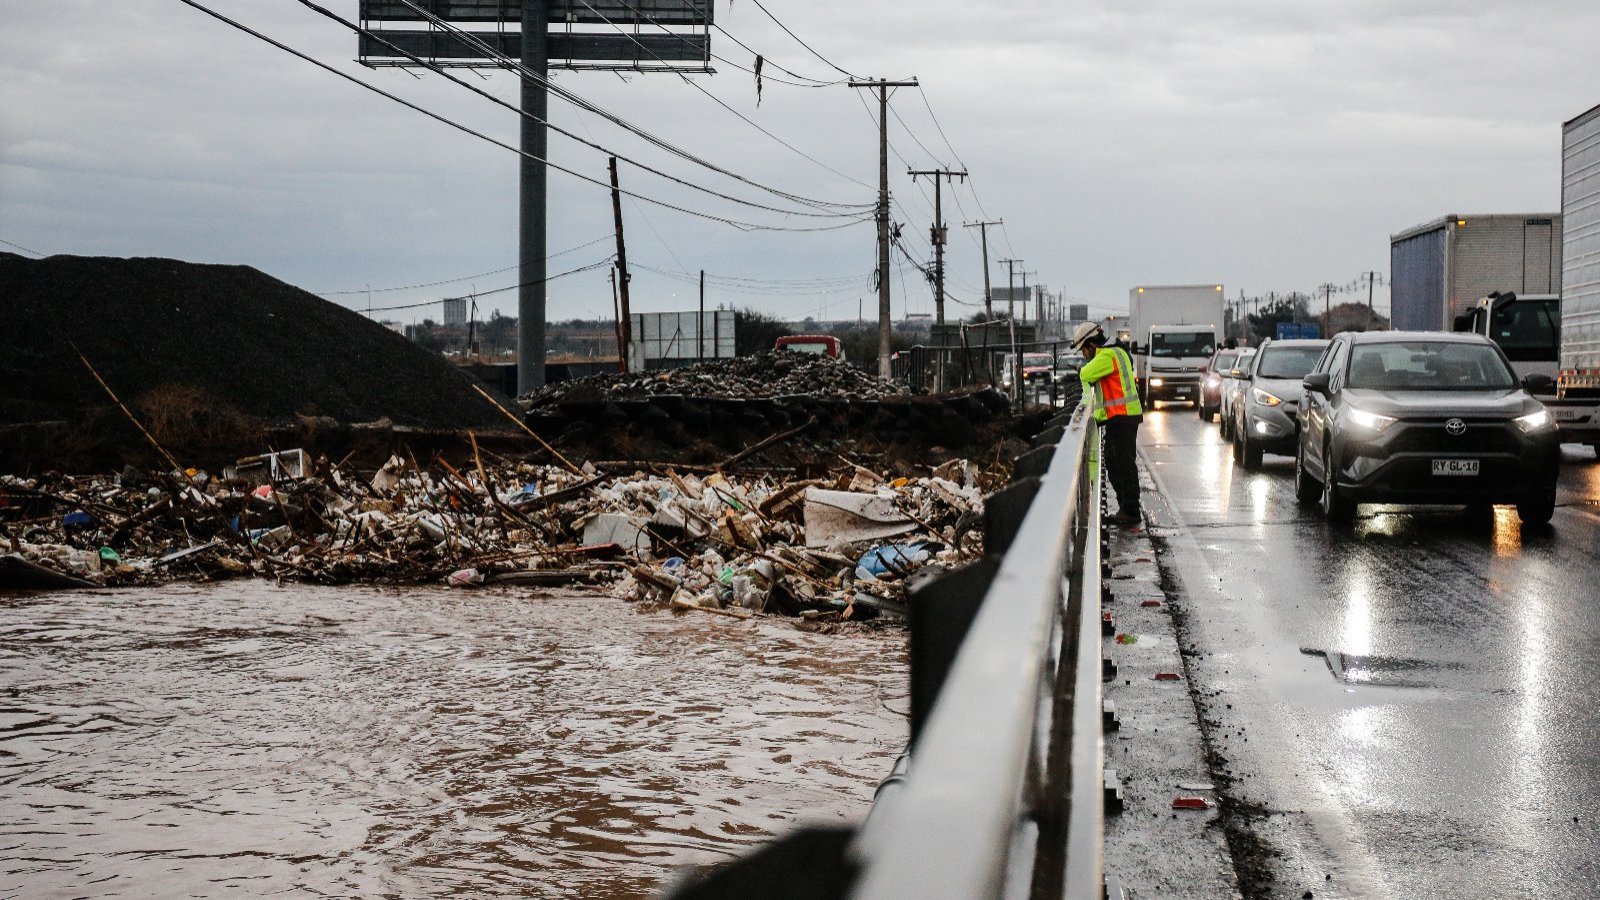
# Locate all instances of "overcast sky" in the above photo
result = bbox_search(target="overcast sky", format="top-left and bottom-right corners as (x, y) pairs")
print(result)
(4, 0), (1599, 325)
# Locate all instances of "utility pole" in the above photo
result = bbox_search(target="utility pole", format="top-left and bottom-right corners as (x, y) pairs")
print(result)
(907, 168), (968, 328)
(851, 77), (919, 378)
(964, 219), (1002, 318)
(608, 156), (633, 373)
(698, 269), (706, 361)
(1319, 282), (1337, 330)
(518, 0), (549, 392)
(999, 259), (1021, 319)
(1020, 270), (1033, 322)
(1366, 271), (1376, 317)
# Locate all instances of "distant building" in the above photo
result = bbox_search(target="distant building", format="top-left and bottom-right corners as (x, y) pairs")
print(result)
(1069, 303), (1089, 321)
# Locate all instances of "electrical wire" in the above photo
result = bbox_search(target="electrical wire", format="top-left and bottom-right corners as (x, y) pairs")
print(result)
(306, 0), (867, 218)
(361, 256), (616, 312)
(747, 0), (861, 80)
(177, 0), (871, 233)
(0, 238), (45, 257)
(315, 235), (613, 295)
(571, 0), (873, 190)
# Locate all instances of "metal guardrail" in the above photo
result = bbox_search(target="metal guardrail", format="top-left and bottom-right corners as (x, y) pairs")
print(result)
(664, 406), (1107, 900)
(850, 405), (1104, 899)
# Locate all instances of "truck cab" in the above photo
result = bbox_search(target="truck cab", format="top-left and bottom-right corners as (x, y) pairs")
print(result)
(1138, 325), (1218, 405)
(774, 334), (845, 360)
(1455, 292), (1599, 441)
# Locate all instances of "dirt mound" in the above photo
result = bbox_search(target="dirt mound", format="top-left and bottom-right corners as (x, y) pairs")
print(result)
(0, 253), (514, 440)
(521, 350), (909, 407)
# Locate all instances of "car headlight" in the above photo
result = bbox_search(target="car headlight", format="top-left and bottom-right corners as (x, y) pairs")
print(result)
(1251, 388), (1282, 407)
(1347, 407), (1397, 432)
(1149, 378), (1165, 387)
(1205, 375), (1220, 386)
(1514, 409), (1554, 433)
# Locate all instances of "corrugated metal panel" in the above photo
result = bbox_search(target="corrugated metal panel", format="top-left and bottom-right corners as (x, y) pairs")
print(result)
(359, 0), (713, 25)
(359, 30), (708, 62)
(1390, 226), (1446, 330)
(1563, 108), (1600, 376)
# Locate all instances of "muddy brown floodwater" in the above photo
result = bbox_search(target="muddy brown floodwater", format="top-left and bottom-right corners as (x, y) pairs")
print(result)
(0, 583), (908, 898)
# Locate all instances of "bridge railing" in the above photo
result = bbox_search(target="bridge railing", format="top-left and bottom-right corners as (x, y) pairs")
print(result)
(665, 405), (1107, 900)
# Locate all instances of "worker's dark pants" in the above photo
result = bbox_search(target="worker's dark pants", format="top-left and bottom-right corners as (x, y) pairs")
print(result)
(1101, 414), (1142, 516)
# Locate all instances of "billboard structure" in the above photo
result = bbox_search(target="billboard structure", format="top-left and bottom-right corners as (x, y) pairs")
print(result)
(355, 0), (713, 392)
(630, 309), (735, 364)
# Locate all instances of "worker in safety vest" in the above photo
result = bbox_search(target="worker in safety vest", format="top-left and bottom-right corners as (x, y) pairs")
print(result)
(1073, 321), (1144, 527)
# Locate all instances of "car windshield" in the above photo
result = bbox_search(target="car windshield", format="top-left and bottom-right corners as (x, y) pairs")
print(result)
(1346, 341), (1516, 390)
(1208, 351), (1239, 372)
(1150, 332), (1215, 358)
(1256, 346), (1325, 379)
(1023, 353), (1052, 368)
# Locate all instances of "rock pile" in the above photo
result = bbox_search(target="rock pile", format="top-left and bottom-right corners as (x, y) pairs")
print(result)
(521, 351), (910, 407)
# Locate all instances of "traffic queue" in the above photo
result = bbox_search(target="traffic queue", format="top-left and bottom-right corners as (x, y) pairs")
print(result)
(1178, 330), (1562, 525)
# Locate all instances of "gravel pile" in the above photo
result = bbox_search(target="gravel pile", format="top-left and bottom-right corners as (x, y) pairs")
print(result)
(521, 350), (910, 407)
(0, 253), (512, 430)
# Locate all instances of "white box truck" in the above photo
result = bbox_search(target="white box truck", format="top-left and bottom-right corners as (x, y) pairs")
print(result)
(1561, 103), (1600, 451)
(1128, 284), (1225, 405)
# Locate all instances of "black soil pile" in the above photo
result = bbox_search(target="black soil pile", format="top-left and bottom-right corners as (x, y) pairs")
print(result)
(521, 350), (910, 406)
(1, 253), (515, 467)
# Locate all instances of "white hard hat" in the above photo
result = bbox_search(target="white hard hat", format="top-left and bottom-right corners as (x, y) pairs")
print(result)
(1070, 321), (1104, 350)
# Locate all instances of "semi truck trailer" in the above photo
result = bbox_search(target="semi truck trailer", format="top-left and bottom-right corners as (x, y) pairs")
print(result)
(1561, 103), (1600, 451)
(1127, 284), (1225, 406)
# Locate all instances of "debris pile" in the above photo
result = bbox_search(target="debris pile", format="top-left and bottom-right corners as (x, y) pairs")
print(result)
(1, 449), (992, 623)
(521, 351), (911, 407)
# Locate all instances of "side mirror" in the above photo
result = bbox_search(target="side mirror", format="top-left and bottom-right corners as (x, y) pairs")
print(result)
(1521, 373), (1555, 394)
(1303, 372), (1332, 394)
(1228, 368), (1247, 379)
(1130, 343), (1146, 355)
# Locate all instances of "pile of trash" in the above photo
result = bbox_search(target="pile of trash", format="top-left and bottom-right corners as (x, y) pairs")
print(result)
(521, 351), (910, 407)
(1, 447), (990, 624)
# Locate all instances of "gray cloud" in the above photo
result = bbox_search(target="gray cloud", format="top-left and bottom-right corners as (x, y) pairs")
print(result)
(4, 0), (1598, 322)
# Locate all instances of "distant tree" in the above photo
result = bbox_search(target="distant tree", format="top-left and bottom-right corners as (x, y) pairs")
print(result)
(1246, 294), (1313, 342)
(734, 307), (794, 355)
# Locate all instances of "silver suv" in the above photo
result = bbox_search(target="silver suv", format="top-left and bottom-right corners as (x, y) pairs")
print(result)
(1231, 338), (1330, 469)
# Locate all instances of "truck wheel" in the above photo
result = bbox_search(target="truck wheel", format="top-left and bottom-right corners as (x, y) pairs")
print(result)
(1231, 429), (1244, 464)
(1219, 410), (1233, 441)
(1197, 401), (1209, 421)
(1516, 487), (1556, 526)
(1294, 444), (1320, 504)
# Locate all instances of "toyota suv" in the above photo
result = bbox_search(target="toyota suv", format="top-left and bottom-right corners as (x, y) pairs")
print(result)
(1294, 332), (1560, 524)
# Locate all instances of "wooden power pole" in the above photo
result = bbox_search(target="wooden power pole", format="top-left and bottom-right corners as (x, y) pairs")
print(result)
(609, 157), (633, 372)
(908, 168), (968, 327)
(964, 219), (1002, 318)
(850, 77), (919, 378)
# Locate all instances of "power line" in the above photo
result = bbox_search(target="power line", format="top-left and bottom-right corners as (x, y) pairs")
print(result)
(177, 0), (869, 233)
(572, 0), (873, 190)
(0, 238), (45, 257)
(748, 0), (862, 80)
(315, 235), (613, 295)
(308, 0), (866, 218)
(362, 256), (616, 313)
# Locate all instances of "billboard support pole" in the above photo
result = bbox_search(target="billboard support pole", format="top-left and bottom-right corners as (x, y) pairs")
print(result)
(517, 0), (548, 394)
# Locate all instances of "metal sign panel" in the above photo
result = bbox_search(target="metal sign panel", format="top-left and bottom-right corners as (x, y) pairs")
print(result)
(360, 30), (708, 63)
(360, 0), (712, 25)
(630, 310), (734, 360)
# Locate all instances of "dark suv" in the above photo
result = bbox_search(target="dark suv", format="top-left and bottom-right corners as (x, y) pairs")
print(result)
(1295, 332), (1561, 524)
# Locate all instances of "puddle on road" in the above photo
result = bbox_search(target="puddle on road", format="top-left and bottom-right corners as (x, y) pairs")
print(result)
(0, 583), (907, 898)
(1299, 648), (1462, 689)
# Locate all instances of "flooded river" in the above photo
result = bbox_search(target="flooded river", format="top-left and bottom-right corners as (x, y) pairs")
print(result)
(0, 583), (908, 898)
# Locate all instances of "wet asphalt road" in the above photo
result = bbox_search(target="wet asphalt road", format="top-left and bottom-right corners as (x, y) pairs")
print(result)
(1138, 407), (1600, 899)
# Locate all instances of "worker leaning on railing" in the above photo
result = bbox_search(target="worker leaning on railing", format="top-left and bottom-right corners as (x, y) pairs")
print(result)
(1072, 321), (1143, 528)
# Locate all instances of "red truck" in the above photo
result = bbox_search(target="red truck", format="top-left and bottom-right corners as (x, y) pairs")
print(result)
(774, 335), (846, 359)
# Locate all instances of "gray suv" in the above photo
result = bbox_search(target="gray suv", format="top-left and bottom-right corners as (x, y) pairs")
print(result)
(1231, 338), (1330, 469)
